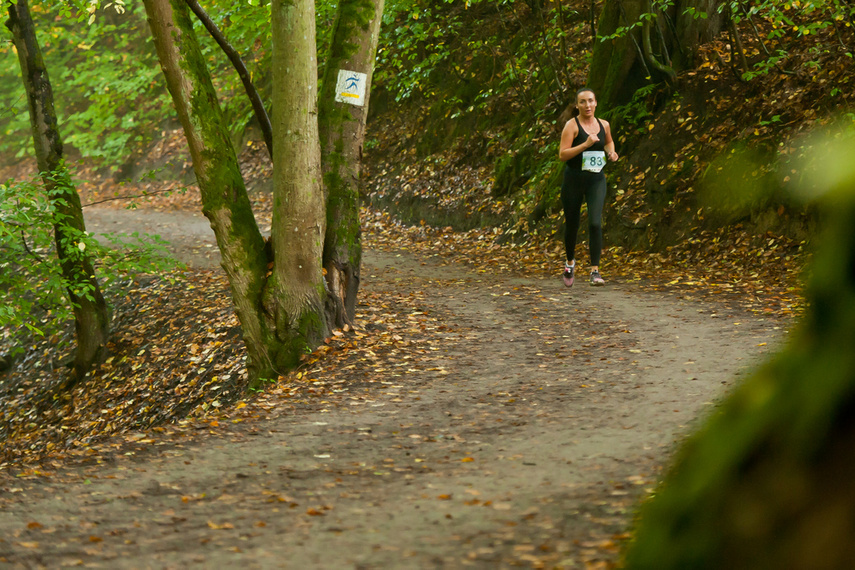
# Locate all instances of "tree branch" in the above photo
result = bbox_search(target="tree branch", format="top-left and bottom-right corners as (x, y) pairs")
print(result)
(533, 0), (568, 97)
(642, 17), (677, 82)
(492, 4), (537, 115)
(726, 11), (749, 80)
(19, 228), (46, 263)
(616, 0), (654, 80)
(81, 185), (193, 208)
(183, 0), (273, 160)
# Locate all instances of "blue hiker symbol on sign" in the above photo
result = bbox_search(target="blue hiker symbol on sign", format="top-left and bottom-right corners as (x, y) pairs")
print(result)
(335, 69), (368, 107)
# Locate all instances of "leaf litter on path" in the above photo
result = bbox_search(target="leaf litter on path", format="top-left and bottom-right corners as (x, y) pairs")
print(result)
(0, 199), (799, 568)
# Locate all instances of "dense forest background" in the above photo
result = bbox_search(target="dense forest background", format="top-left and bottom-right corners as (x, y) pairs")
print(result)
(2, 0), (851, 249)
(1, 0), (853, 403)
(3, 0), (853, 412)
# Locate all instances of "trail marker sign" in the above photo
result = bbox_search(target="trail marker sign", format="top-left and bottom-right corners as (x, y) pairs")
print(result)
(335, 70), (367, 107)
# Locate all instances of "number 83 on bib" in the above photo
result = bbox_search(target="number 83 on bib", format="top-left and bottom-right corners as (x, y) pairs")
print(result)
(581, 150), (606, 173)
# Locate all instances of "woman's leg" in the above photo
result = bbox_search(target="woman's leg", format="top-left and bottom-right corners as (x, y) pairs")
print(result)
(586, 177), (607, 267)
(561, 170), (584, 264)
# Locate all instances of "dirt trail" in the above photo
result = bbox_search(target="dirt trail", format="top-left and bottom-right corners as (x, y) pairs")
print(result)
(0, 208), (786, 568)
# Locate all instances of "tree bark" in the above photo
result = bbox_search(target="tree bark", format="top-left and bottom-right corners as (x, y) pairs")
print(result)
(318, 0), (384, 328)
(672, 0), (721, 69)
(142, 0), (277, 381)
(182, 0), (274, 160)
(267, 0), (329, 360)
(6, 0), (110, 384)
(587, 0), (723, 112)
(587, 0), (649, 112)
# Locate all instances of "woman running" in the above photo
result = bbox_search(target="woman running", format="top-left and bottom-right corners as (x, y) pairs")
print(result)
(558, 88), (619, 287)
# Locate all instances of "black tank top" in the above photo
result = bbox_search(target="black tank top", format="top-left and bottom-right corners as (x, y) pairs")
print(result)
(565, 117), (606, 174)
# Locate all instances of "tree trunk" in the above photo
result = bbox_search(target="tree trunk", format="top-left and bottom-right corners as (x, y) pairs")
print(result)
(318, 0), (384, 328)
(268, 0), (329, 357)
(672, 0), (721, 69)
(587, 0), (649, 112)
(142, 0), (277, 381)
(183, 0), (274, 160)
(587, 0), (723, 112)
(6, 0), (110, 384)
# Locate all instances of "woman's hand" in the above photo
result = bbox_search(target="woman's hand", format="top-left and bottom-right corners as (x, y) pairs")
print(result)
(586, 134), (600, 147)
(607, 150), (619, 161)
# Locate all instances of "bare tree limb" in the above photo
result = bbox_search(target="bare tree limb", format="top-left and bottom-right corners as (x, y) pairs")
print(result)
(615, 0), (654, 80)
(642, 20), (675, 81)
(81, 185), (192, 208)
(641, 0), (677, 83)
(726, 10), (749, 80)
(183, 0), (273, 160)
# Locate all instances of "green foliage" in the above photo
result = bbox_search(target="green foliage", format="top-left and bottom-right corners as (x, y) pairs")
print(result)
(374, 0), (587, 171)
(599, 8), (659, 42)
(375, 0), (462, 103)
(0, 174), (179, 356)
(0, 0), (350, 169)
(0, 0), (170, 167)
(376, 0), (581, 111)
(724, 0), (854, 81)
(0, 178), (66, 339)
(173, 0), (344, 145)
(596, 0), (853, 84)
(190, 0), (273, 141)
(605, 82), (661, 136)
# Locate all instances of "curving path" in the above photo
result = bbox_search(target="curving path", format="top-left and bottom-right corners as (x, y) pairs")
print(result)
(0, 207), (786, 568)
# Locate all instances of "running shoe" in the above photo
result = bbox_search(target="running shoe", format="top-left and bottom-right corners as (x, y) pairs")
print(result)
(562, 263), (575, 287)
(590, 269), (605, 286)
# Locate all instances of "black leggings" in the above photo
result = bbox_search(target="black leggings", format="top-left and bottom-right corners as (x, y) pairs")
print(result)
(561, 168), (607, 266)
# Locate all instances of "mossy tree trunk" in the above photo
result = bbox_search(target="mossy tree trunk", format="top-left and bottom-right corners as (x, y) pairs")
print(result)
(588, 0), (722, 112)
(143, 0), (306, 383)
(625, 187), (855, 567)
(318, 0), (384, 328)
(267, 0), (329, 361)
(6, 0), (110, 384)
(144, 0), (383, 385)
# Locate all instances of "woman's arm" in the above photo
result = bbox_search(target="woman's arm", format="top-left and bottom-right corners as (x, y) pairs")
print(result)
(558, 119), (597, 162)
(603, 120), (619, 162)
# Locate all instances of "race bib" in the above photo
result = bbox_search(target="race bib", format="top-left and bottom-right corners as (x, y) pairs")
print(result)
(582, 151), (606, 173)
